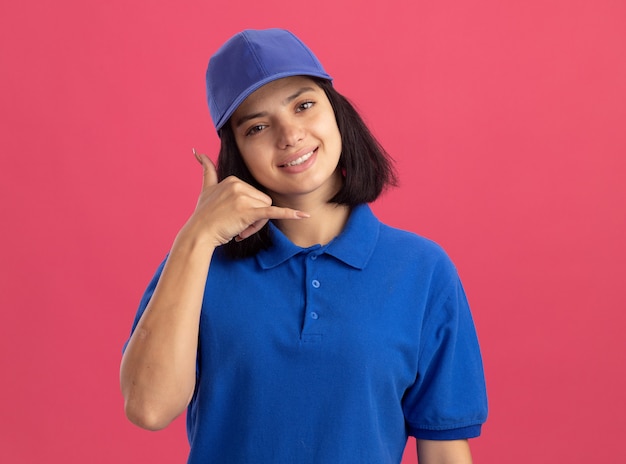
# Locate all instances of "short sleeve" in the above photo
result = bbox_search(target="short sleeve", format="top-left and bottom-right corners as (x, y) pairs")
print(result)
(121, 256), (168, 353)
(403, 273), (488, 440)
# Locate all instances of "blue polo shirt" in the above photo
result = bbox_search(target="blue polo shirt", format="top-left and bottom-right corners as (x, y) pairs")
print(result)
(128, 204), (487, 463)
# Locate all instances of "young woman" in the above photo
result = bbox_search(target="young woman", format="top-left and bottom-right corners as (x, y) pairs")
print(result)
(121, 28), (487, 464)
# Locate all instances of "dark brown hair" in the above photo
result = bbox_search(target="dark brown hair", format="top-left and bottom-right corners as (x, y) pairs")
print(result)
(216, 78), (397, 258)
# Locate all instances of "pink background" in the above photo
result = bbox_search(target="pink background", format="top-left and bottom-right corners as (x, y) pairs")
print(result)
(2, 1), (625, 462)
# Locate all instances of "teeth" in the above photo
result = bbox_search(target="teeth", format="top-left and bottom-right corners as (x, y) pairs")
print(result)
(284, 150), (314, 167)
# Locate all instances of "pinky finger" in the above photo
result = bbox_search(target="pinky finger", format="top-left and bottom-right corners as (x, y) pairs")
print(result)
(235, 218), (270, 242)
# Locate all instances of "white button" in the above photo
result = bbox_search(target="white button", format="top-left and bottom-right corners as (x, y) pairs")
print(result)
(311, 280), (320, 288)
(310, 312), (319, 319)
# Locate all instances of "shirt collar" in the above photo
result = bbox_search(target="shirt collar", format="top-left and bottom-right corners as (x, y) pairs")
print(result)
(256, 204), (380, 270)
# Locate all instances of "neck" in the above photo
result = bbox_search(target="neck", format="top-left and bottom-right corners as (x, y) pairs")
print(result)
(270, 169), (350, 247)
(273, 200), (351, 248)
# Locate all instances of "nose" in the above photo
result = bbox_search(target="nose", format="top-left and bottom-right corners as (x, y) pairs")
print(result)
(276, 119), (304, 149)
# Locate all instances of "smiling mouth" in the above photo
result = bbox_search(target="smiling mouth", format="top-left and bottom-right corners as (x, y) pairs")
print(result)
(281, 149), (316, 167)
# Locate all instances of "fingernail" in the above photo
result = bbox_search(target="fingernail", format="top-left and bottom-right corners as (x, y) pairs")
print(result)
(192, 148), (202, 164)
(296, 211), (310, 219)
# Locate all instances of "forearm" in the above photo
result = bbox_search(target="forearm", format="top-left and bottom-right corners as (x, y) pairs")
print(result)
(416, 439), (473, 464)
(120, 227), (215, 430)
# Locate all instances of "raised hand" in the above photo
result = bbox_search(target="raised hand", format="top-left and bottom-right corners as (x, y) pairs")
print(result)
(188, 149), (309, 247)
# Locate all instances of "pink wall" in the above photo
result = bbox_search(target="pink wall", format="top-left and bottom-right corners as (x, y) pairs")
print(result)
(1, 1), (625, 462)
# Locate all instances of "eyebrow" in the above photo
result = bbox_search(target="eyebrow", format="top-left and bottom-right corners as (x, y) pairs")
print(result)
(234, 86), (316, 128)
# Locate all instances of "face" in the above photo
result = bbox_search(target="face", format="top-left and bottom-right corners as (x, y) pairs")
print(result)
(230, 76), (342, 206)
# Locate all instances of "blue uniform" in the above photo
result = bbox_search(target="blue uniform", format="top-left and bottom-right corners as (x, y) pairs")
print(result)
(126, 204), (487, 463)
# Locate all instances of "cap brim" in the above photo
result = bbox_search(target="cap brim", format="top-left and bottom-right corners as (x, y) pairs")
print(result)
(215, 71), (333, 131)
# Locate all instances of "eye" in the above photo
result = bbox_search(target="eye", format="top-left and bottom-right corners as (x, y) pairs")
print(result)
(296, 101), (315, 112)
(245, 124), (267, 136)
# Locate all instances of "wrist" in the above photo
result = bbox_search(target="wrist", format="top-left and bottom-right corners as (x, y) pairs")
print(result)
(174, 222), (219, 255)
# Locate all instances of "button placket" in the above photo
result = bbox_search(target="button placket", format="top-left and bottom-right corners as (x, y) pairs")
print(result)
(303, 251), (322, 332)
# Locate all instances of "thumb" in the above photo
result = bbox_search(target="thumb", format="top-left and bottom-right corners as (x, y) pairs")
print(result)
(193, 148), (218, 189)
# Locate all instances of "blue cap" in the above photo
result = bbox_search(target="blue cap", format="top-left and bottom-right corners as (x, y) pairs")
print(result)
(206, 29), (333, 131)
